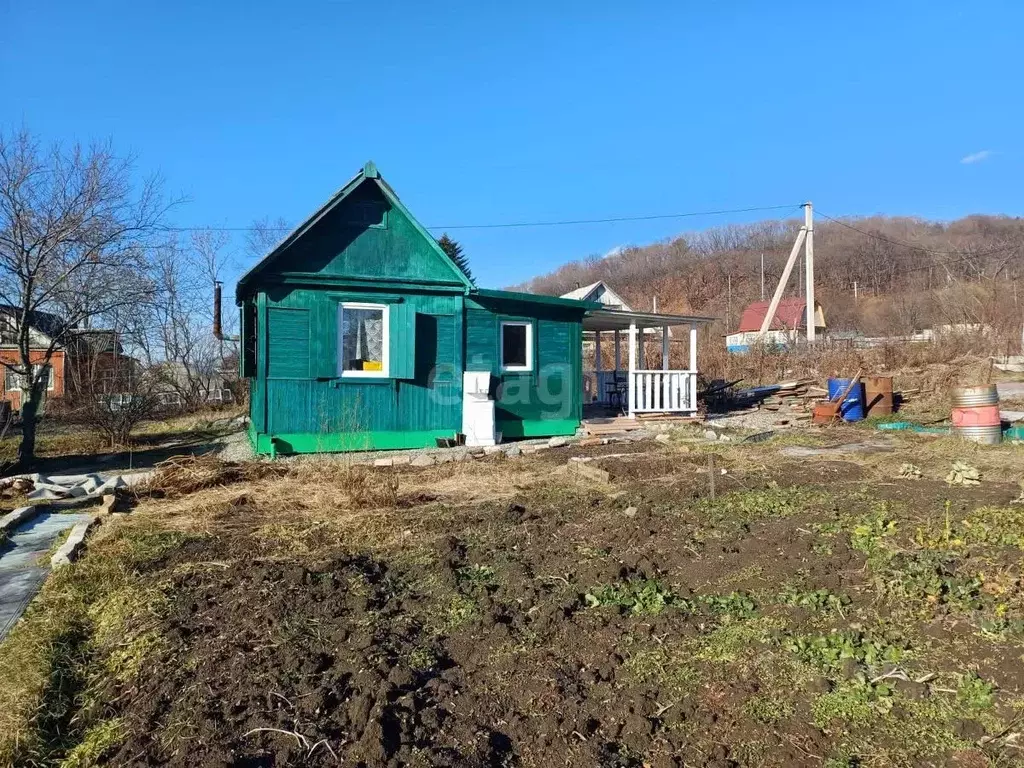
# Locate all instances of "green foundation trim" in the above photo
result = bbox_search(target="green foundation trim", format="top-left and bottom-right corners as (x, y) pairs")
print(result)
(253, 429), (457, 456)
(497, 418), (580, 439)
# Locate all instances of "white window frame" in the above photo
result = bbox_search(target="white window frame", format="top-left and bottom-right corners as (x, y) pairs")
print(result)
(34, 364), (55, 391)
(337, 302), (390, 378)
(500, 321), (533, 372)
(3, 364), (53, 392)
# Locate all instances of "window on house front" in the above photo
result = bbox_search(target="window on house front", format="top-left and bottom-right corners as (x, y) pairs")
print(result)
(0, 317), (17, 346)
(3, 364), (52, 391)
(338, 303), (389, 377)
(500, 321), (532, 372)
(36, 364), (54, 391)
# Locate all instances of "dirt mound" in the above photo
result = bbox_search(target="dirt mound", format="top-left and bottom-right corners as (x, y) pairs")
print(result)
(108, 547), (474, 766)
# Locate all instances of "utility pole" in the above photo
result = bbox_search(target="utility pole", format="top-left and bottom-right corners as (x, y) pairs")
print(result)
(727, 275), (732, 327)
(804, 201), (816, 342)
(757, 227), (807, 337)
(760, 252), (765, 301)
(798, 253), (802, 298)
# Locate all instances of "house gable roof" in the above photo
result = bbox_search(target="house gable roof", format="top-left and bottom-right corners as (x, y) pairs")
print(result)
(737, 298), (813, 333)
(560, 281), (632, 310)
(236, 162), (473, 299)
(0, 305), (69, 347)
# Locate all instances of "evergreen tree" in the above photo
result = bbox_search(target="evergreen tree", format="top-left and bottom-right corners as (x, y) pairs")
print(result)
(437, 233), (474, 285)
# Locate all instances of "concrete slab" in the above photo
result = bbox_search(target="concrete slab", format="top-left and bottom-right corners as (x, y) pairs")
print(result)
(0, 511), (93, 641)
(781, 441), (895, 458)
(998, 382), (1024, 399)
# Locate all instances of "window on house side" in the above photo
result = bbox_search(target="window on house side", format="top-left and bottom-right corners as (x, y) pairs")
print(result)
(35, 364), (54, 391)
(501, 322), (532, 371)
(3, 364), (52, 391)
(338, 303), (389, 377)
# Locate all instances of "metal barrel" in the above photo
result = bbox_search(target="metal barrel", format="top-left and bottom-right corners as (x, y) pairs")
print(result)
(863, 375), (894, 416)
(955, 424), (1003, 445)
(952, 385), (999, 407)
(827, 378), (865, 421)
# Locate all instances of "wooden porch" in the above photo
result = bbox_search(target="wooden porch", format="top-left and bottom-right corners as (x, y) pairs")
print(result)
(582, 307), (714, 418)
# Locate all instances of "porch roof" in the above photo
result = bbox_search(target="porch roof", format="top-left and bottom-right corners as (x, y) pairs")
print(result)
(583, 308), (715, 332)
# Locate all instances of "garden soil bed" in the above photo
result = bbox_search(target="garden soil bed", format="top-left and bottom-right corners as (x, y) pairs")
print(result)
(5, 432), (1024, 767)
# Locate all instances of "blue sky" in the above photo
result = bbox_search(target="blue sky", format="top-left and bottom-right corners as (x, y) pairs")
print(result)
(2, 1), (1021, 289)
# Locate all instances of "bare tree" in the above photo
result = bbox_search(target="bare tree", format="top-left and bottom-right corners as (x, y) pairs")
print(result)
(53, 328), (161, 448)
(142, 231), (235, 410)
(0, 129), (172, 467)
(246, 216), (290, 259)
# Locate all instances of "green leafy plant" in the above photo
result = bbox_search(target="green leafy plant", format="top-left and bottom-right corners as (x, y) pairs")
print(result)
(787, 628), (906, 671)
(742, 694), (795, 725)
(585, 578), (684, 616)
(960, 505), (1024, 548)
(956, 672), (996, 710)
(914, 501), (964, 551)
(780, 586), (851, 614)
(697, 591), (757, 619)
(880, 551), (984, 610)
(456, 564), (496, 587)
(851, 508), (898, 554)
(695, 484), (821, 526)
(812, 680), (895, 729)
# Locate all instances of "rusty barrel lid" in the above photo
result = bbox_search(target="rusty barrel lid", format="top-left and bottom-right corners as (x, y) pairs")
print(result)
(863, 375), (893, 393)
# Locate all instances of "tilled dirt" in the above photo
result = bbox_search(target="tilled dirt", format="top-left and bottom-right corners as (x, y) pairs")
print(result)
(39, 443), (1024, 767)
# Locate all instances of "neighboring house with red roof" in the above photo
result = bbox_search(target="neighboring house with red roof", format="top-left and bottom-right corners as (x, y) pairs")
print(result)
(726, 297), (826, 353)
(0, 307), (133, 413)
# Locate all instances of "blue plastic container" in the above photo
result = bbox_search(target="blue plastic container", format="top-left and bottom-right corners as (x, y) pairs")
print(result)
(827, 378), (866, 421)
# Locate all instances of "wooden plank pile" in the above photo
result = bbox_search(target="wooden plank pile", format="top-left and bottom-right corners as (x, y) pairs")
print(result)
(756, 380), (825, 419)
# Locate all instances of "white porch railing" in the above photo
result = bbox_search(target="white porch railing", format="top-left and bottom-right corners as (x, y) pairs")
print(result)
(630, 370), (696, 413)
(587, 322), (700, 417)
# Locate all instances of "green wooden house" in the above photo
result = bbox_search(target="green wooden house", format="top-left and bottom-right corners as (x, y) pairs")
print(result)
(237, 162), (711, 456)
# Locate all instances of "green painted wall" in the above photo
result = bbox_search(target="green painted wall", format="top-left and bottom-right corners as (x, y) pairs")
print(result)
(272, 183), (466, 285)
(465, 295), (584, 438)
(254, 286), (463, 443)
(239, 173), (586, 454)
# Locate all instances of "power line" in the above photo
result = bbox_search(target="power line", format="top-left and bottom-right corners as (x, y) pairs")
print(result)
(428, 204), (801, 230)
(159, 203), (802, 234)
(815, 210), (1020, 261)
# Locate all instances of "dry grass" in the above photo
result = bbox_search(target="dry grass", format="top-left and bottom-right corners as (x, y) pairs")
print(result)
(138, 455), (288, 499)
(133, 407), (244, 438)
(700, 338), (1008, 409)
(127, 453), (551, 560)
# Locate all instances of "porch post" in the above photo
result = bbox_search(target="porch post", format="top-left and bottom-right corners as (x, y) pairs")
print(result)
(661, 325), (670, 369)
(627, 321), (637, 417)
(689, 324), (698, 412)
(594, 330), (602, 404)
(614, 330), (621, 372)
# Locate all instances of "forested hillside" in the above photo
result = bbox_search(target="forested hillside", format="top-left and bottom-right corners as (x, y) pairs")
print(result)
(512, 214), (1024, 350)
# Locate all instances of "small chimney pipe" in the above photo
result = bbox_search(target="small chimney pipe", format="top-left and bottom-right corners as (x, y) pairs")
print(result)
(213, 282), (223, 341)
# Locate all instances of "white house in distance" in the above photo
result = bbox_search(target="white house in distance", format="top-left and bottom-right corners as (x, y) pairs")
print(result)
(726, 297), (826, 353)
(561, 281), (713, 414)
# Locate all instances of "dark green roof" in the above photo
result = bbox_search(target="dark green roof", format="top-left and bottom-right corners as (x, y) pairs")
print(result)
(470, 288), (600, 311)
(236, 162), (473, 300)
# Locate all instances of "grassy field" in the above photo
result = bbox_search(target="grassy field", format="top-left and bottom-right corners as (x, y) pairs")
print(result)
(1, 425), (1024, 767)
(0, 407), (243, 470)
